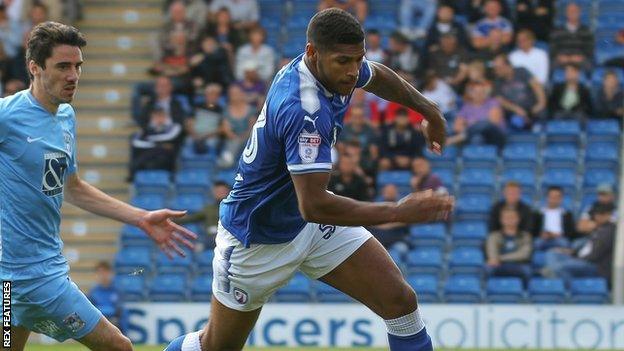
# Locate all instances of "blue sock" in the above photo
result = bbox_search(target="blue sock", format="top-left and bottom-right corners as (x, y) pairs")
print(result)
(164, 331), (201, 351)
(388, 327), (433, 351)
(163, 334), (185, 351)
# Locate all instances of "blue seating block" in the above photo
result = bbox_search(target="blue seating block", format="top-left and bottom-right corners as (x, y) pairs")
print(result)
(134, 170), (171, 195)
(190, 275), (213, 302)
(115, 247), (152, 275)
(405, 248), (443, 275)
(407, 274), (439, 303)
(570, 278), (610, 304)
(156, 249), (193, 274)
(175, 169), (212, 195)
(409, 223), (447, 248)
(196, 250), (215, 274)
(150, 274), (187, 302)
(486, 277), (525, 303)
(274, 273), (313, 302)
(315, 282), (351, 302)
(444, 275), (482, 303)
(170, 194), (206, 213)
(449, 248), (484, 275)
(529, 278), (566, 303)
(451, 221), (487, 247)
(462, 145), (498, 167)
(114, 275), (146, 302)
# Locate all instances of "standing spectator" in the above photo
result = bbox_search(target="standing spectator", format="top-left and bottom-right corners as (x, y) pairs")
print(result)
(137, 75), (190, 128)
(236, 61), (267, 109)
(514, 0), (553, 42)
(386, 31), (419, 76)
(186, 83), (225, 154)
(604, 28), (624, 68)
(150, 31), (192, 86)
(399, 0), (436, 40)
(426, 32), (469, 89)
(340, 105), (379, 162)
(219, 84), (256, 168)
(533, 186), (576, 251)
(470, 0), (514, 50)
(594, 71), (624, 120)
(486, 207), (533, 283)
(342, 139), (377, 191)
(378, 108), (426, 170)
(159, 1), (198, 58)
(200, 7), (244, 60)
(493, 54), (547, 129)
(465, 0), (512, 23)
(235, 26), (276, 82)
(370, 184), (409, 248)
(0, 4), (22, 59)
(318, 0), (368, 23)
(421, 70), (457, 117)
(509, 29), (549, 85)
(21, 2), (48, 37)
(365, 29), (387, 63)
(549, 2), (594, 69)
(209, 0), (259, 30)
(489, 181), (534, 233)
(549, 64), (592, 120)
(329, 153), (370, 201)
(425, 3), (469, 53)
(410, 157), (443, 192)
(448, 80), (505, 149)
(544, 203), (616, 284)
(88, 262), (120, 328)
(577, 183), (617, 236)
(190, 35), (233, 91)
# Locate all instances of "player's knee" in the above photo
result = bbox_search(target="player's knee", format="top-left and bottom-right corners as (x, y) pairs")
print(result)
(380, 283), (417, 319)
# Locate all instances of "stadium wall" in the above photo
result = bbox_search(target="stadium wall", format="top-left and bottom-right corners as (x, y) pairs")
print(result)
(124, 303), (624, 349)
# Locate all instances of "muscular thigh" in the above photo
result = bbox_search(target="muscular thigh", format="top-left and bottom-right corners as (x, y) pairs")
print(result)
(6, 325), (30, 351)
(78, 317), (125, 351)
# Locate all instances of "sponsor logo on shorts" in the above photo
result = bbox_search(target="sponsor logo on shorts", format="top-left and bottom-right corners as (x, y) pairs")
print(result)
(233, 287), (248, 305)
(33, 320), (61, 337)
(63, 312), (86, 334)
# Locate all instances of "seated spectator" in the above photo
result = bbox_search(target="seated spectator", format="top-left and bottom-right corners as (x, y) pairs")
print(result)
(486, 207), (533, 283)
(186, 83), (225, 154)
(236, 61), (267, 109)
(549, 2), (593, 69)
(21, 2), (49, 38)
(149, 31), (192, 87)
(341, 139), (376, 190)
(88, 261), (120, 327)
(386, 31), (419, 76)
(319, 0), (367, 22)
(425, 3), (469, 53)
(378, 108), (426, 170)
(175, 181), (231, 248)
(329, 152), (370, 201)
(456, 59), (488, 95)
(489, 181), (534, 233)
(421, 70), (457, 117)
(549, 64), (592, 120)
(129, 107), (183, 179)
(470, 0), (513, 50)
(447, 80), (506, 149)
(0, 4), (23, 60)
(577, 183), (618, 236)
(399, 0), (436, 40)
(604, 29), (624, 68)
(200, 7), (244, 59)
(410, 157), (443, 192)
(465, 0), (512, 23)
(469, 26), (507, 68)
(219, 84), (256, 168)
(365, 29), (387, 63)
(514, 0), (553, 42)
(370, 184), (409, 248)
(346, 88), (380, 125)
(493, 54), (547, 129)
(136, 75), (190, 128)
(190, 36), (233, 92)
(594, 70), (624, 120)
(340, 105), (379, 162)
(235, 26), (275, 83)
(208, 0), (259, 31)
(426, 31), (469, 89)
(533, 186), (576, 251)
(158, 1), (198, 58)
(509, 29), (549, 85)
(544, 203), (616, 284)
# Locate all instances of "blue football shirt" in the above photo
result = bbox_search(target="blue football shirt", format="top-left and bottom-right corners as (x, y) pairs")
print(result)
(0, 89), (78, 281)
(219, 54), (373, 246)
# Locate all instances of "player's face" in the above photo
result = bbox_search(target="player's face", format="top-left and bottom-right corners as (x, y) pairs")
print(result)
(32, 44), (83, 105)
(310, 42), (365, 96)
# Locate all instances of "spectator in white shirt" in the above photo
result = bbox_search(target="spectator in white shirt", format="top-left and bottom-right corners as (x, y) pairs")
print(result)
(421, 71), (456, 116)
(365, 29), (386, 63)
(532, 186), (576, 251)
(235, 26), (276, 82)
(509, 29), (549, 85)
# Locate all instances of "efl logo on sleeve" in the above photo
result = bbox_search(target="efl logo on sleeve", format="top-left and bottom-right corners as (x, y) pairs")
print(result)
(298, 132), (321, 164)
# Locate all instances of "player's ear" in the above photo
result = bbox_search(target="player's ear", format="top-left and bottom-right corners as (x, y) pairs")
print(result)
(305, 42), (318, 62)
(28, 60), (39, 77)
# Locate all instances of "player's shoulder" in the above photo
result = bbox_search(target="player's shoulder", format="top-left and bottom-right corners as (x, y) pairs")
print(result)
(0, 90), (33, 122)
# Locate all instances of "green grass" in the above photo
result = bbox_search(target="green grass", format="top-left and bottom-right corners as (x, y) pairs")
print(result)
(23, 346), (594, 351)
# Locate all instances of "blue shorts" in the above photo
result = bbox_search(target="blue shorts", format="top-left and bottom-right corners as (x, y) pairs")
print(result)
(11, 275), (103, 342)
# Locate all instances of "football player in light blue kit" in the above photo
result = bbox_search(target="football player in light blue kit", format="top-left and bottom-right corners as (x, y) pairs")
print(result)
(0, 22), (197, 350)
(166, 8), (453, 351)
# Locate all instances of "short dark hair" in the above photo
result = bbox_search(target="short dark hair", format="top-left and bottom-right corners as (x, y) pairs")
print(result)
(547, 185), (563, 194)
(307, 8), (364, 51)
(213, 180), (231, 189)
(95, 261), (111, 271)
(26, 21), (86, 80)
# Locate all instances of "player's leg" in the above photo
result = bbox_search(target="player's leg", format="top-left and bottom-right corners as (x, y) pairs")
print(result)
(301, 227), (432, 351)
(7, 325), (30, 351)
(77, 317), (132, 351)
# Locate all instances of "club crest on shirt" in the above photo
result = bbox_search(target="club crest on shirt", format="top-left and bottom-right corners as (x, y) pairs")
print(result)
(64, 131), (73, 154)
(298, 131), (321, 164)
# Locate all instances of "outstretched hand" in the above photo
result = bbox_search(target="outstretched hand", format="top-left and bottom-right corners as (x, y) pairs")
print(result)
(137, 209), (198, 259)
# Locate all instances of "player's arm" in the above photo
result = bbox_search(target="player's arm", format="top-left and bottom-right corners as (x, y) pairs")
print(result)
(363, 61), (446, 154)
(65, 174), (197, 257)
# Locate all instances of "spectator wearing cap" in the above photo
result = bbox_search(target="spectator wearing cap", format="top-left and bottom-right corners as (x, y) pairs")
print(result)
(577, 183), (618, 236)
(509, 29), (549, 85)
(235, 26), (276, 82)
(549, 2), (594, 69)
(425, 3), (469, 53)
(470, 0), (514, 50)
(544, 203), (616, 285)
(532, 186), (577, 251)
(549, 64), (592, 120)
(489, 181), (534, 233)
(426, 31), (469, 89)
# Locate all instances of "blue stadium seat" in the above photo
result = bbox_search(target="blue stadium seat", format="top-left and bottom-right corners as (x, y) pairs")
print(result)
(579, 193), (597, 215)
(461, 145), (498, 168)
(448, 248), (484, 275)
(529, 278), (567, 303)
(405, 248), (443, 275)
(134, 170), (171, 195)
(458, 168), (496, 194)
(584, 169), (617, 189)
(149, 274), (188, 302)
(451, 221), (487, 247)
(586, 142), (619, 169)
(433, 168), (455, 190)
(486, 277), (525, 303)
(190, 275), (213, 302)
(170, 194), (206, 213)
(315, 282), (351, 302)
(501, 168), (537, 190)
(114, 275), (146, 302)
(541, 168), (576, 194)
(274, 273), (313, 302)
(377, 170), (412, 188)
(195, 250), (215, 274)
(179, 143), (217, 170)
(409, 223), (447, 248)
(543, 144), (578, 168)
(507, 132), (540, 145)
(455, 193), (492, 221)
(598, 0), (624, 12)
(426, 146), (458, 168)
(388, 247), (405, 271)
(115, 247), (152, 275)
(545, 120), (581, 145)
(570, 278), (610, 304)
(131, 194), (166, 211)
(175, 169), (212, 195)
(120, 225), (151, 247)
(406, 274), (439, 303)
(444, 275), (482, 303)
(502, 143), (538, 168)
(156, 249), (193, 274)
(586, 119), (621, 143)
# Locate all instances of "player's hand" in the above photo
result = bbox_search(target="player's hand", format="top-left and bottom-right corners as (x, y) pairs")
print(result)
(421, 110), (447, 155)
(395, 189), (454, 223)
(137, 209), (198, 259)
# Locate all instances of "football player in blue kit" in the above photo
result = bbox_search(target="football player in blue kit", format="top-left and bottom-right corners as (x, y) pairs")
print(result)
(0, 22), (197, 350)
(166, 8), (453, 351)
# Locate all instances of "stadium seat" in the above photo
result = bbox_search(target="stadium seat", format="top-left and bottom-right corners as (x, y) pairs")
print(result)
(156, 249), (193, 274)
(541, 168), (576, 194)
(149, 274), (188, 302)
(502, 143), (538, 168)
(406, 274), (439, 303)
(115, 247), (152, 275)
(586, 119), (621, 143)
(450, 221), (487, 247)
(377, 170), (412, 188)
(486, 277), (525, 303)
(426, 145), (458, 168)
(461, 145), (498, 168)
(531, 251), (547, 272)
(131, 194), (166, 211)
(458, 168), (496, 195)
(501, 168), (537, 190)
(409, 223), (447, 248)
(432, 168), (455, 191)
(315, 282), (352, 302)
(190, 274), (213, 302)
(179, 143), (217, 170)
(545, 120), (581, 145)
(274, 273), (313, 302)
(214, 169), (238, 185)
(444, 275), (482, 303)
(120, 224), (152, 247)
(195, 250), (215, 274)
(455, 193), (492, 221)
(586, 142), (620, 169)
(114, 275), (146, 302)
(543, 144), (579, 169)
(134, 170), (171, 196)
(529, 278), (567, 303)
(175, 169), (212, 195)
(584, 169), (617, 189)
(570, 278), (610, 304)
(448, 248), (484, 275)
(405, 248), (443, 275)
(170, 194), (206, 213)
